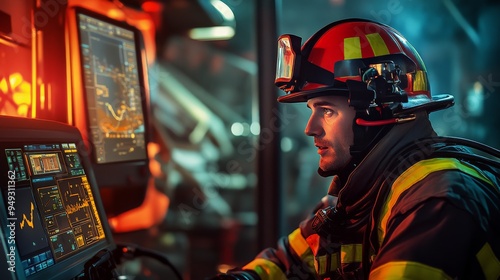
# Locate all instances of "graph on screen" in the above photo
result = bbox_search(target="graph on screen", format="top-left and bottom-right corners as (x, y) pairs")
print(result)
(77, 13), (147, 164)
(20, 202), (35, 229)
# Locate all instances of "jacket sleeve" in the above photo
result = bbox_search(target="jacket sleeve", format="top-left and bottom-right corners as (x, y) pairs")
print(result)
(205, 228), (316, 280)
(206, 230), (316, 280)
(239, 227), (317, 279)
(221, 196), (337, 280)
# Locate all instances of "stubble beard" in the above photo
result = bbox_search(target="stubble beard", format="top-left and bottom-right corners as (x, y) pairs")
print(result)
(318, 148), (351, 174)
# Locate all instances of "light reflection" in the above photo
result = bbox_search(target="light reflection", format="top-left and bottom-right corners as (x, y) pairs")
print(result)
(250, 122), (260, 135)
(281, 137), (293, 152)
(231, 122), (243, 136)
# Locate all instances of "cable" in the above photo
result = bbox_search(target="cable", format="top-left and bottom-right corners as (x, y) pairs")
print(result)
(81, 249), (119, 280)
(114, 243), (184, 280)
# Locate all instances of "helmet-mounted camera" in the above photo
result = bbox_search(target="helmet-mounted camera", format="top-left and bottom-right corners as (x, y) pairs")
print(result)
(346, 61), (408, 110)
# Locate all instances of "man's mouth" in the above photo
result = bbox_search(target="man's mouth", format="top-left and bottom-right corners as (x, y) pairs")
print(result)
(315, 143), (329, 154)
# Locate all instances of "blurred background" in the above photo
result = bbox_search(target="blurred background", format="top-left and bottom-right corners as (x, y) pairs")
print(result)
(1, 0), (499, 279)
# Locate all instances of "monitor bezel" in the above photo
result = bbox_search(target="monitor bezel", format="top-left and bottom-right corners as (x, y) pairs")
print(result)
(0, 116), (116, 280)
(74, 7), (151, 166)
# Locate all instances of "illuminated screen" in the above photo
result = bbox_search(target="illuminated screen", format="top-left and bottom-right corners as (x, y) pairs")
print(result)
(77, 12), (147, 164)
(2, 143), (106, 278)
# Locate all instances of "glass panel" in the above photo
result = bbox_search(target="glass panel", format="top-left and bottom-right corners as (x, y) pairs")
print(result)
(151, 1), (258, 278)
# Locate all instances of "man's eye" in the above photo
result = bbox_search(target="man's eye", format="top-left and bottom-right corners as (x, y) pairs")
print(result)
(323, 108), (334, 116)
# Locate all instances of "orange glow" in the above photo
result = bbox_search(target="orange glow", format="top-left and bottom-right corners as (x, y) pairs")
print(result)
(0, 79), (7, 93)
(65, 23), (73, 125)
(47, 83), (52, 111)
(40, 82), (45, 110)
(148, 142), (163, 177)
(108, 179), (169, 233)
(9, 73), (24, 89)
(106, 8), (126, 20)
(141, 1), (164, 31)
(31, 26), (37, 119)
(107, 141), (170, 233)
(0, 73), (32, 117)
(141, 1), (163, 13)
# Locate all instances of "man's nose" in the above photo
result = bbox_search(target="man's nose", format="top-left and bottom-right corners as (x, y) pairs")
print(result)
(304, 115), (320, 136)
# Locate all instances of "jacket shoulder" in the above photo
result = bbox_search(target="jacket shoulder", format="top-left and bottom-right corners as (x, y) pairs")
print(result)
(388, 158), (500, 226)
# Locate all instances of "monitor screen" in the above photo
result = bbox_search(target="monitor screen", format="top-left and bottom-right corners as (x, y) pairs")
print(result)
(0, 116), (114, 279)
(76, 12), (147, 164)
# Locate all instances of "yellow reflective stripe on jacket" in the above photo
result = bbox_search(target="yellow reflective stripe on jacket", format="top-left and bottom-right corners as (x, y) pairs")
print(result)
(370, 261), (453, 280)
(378, 157), (495, 245)
(315, 254), (328, 275)
(315, 244), (362, 275)
(288, 228), (315, 273)
(242, 258), (287, 280)
(341, 243), (363, 264)
(476, 243), (500, 280)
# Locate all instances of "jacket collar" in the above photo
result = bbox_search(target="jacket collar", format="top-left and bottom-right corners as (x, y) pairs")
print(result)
(335, 111), (437, 213)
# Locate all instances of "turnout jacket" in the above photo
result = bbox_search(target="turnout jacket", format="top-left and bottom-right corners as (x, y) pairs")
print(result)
(225, 112), (500, 279)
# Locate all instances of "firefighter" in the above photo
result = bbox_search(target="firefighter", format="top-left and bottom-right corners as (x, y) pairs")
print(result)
(211, 18), (500, 279)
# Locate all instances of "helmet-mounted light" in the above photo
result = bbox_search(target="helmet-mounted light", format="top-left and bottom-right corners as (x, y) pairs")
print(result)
(275, 34), (339, 95)
(275, 34), (302, 92)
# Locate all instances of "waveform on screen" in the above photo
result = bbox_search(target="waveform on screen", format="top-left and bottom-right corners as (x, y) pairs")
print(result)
(20, 202), (35, 229)
(65, 199), (90, 215)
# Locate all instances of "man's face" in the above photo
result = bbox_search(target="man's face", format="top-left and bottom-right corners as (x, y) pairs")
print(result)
(305, 95), (356, 173)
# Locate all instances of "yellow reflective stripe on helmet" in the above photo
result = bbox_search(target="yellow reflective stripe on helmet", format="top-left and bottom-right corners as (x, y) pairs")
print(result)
(344, 37), (362, 59)
(476, 242), (500, 280)
(413, 70), (429, 92)
(242, 258), (287, 280)
(370, 261), (453, 280)
(288, 228), (315, 273)
(341, 244), (363, 264)
(378, 158), (495, 245)
(366, 33), (390, 56)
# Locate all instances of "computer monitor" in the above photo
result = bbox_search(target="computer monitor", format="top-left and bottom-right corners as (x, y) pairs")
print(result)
(76, 10), (147, 164)
(0, 116), (115, 280)
(71, 8), (151, 216)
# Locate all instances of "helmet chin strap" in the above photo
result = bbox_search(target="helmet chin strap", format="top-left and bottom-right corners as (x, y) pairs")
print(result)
(355, 114), (415, 126)
(350, 108), (395, 154)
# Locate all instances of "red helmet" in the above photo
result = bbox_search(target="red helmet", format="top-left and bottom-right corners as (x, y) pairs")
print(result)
(275, 19), (453, 115)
